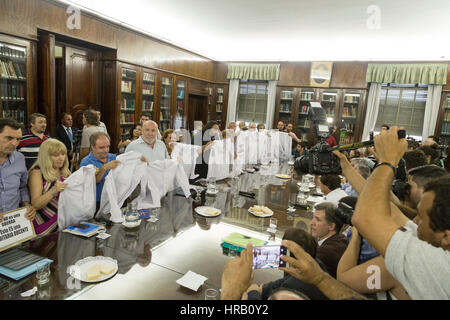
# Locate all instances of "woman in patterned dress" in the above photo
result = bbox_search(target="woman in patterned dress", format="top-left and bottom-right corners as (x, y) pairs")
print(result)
(28, 139), (71, 235)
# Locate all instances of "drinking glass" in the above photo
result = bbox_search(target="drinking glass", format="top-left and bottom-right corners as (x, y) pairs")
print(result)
(204, 288), (219, 300)
(36, 261), (51, 285)
(269, 218), (277, 230)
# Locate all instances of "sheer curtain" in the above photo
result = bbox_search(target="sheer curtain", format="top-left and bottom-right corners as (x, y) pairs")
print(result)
(265, 80), (277, 129)
(422, 85), (442, 141)
(361, 83), (382, 141)
(226, 79), (239, 124)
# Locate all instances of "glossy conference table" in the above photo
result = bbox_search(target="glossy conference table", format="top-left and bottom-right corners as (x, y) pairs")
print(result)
(0, 162), (315, 300)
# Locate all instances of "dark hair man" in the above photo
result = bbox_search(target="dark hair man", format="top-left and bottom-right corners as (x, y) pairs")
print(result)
(311, 202), (348, 278)
(18, 113), (49, 169)
(320, 175), (348, 205)
(0, 118), (36, 223)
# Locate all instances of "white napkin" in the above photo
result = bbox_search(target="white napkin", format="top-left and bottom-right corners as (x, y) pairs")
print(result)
(21, 286), (37, 297)
(176, 270), (208, 291)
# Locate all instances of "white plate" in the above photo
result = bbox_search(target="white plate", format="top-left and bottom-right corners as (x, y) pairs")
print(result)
(248, 206), (274, 218)
(69, 256), (118, 283)
(194, 206), (222, 217)
(288, 161), (295, 166)
(206, 189), (219, 195)
(275, 174), (291, 179)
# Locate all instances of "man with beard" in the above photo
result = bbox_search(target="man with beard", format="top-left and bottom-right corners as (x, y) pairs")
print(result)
(125, 120), (169, 162)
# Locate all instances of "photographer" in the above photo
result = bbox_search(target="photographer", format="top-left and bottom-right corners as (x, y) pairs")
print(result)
(351, 126), (450, 299)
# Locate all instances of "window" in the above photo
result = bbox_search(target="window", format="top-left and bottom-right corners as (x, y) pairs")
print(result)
(375, 83), (428, 138)
(236, 80), (268, 125)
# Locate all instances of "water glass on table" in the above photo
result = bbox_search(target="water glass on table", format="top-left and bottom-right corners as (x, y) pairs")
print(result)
(36, 261), (51, 285)
(204, 288), (219, 300)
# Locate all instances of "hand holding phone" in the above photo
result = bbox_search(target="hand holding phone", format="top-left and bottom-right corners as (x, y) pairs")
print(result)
(252, 245), (289, 269)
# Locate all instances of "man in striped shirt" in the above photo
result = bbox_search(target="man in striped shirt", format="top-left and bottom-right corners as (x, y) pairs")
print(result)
(18, 113), (50, 169)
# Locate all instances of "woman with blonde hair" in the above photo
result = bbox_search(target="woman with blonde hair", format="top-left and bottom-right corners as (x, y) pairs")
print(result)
(28, 138), (71, 235)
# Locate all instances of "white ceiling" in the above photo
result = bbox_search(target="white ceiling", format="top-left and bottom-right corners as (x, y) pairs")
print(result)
(59, 0), (450, 61)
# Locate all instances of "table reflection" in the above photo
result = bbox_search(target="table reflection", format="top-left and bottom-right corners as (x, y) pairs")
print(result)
(0, 161), (320, 300)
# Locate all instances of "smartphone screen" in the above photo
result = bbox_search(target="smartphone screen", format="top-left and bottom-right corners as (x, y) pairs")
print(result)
(252, 245), (288, 269)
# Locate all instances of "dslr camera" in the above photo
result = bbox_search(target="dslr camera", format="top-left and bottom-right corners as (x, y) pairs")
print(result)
(293, 104), (342, 175)
(334, 202), (355, 226)
(294, 104), (406, 175)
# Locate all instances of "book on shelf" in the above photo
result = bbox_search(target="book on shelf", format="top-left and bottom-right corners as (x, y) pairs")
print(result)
(0, 45), (26, 59)
(143, 73), (155, 82)
(217, 88), (223, 94)
(1, 83), (25, 100)
(2, 109), (25, 123)
(143, 100), (154, 111)
(120, 112), (135, 124)
(121, 80), (134, 93)
(142, 83), (154, 95)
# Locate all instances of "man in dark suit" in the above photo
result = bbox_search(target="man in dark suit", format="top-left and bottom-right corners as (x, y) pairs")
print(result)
(55, 112), (76, 161)
(311, 202), (348, 278)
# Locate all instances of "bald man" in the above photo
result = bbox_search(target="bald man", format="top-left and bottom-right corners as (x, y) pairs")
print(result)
(125, 120), (169, 162)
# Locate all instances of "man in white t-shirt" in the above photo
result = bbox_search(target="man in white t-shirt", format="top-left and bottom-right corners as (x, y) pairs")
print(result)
(352, 126), (450, 299)
(319, 174), (348, 205)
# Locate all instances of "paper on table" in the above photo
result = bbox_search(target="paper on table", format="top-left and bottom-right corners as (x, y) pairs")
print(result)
(176, 270), (208, 291)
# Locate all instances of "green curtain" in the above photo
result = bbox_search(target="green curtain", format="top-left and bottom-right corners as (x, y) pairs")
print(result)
(227, 63), (280, 81)
(366, 63), (448, 85)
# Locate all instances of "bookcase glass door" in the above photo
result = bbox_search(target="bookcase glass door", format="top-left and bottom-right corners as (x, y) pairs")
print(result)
(160, 76), (172, 132)
(216, 87), (224, 127)
(120, 68), (136, 136)
(297, 89), (316, 141)
(174, 79), (186, 130)
(279, 89), (293, 126)
(0, 42), (27, 124)
(142, 71), (155, 120)
(440, 95), (450, 143)
(340, 92), (360, 144)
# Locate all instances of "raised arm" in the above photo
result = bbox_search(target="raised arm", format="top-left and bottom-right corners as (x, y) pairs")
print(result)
(351, 127), (408, 257)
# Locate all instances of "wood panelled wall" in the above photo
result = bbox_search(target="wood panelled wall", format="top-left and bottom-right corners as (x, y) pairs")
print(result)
(0, 0), (215, 82)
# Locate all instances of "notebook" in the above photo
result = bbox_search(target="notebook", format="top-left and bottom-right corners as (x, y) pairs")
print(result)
(63, 222), (102, 238)
(0, 248), (44, 271)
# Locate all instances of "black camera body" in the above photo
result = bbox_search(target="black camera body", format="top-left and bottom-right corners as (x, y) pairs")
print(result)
(294, 142), (342, 175)
(334, 202), (354, 226)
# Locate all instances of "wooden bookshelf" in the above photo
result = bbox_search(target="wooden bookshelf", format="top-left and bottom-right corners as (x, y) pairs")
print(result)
(274, 87), (367, 145)
(0, 34), (35, 125)
(140, 69), (157, 122)
(174, 76), (188, 130)
(119, 66), (137, 135)
(159, 74), (173, 132)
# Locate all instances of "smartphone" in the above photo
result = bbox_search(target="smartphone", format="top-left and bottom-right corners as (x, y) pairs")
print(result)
(252, 245), (289, 269)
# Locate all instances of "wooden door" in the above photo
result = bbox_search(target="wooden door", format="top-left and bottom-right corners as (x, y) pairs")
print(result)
(65, 46), (101, 115)
(188, 94), (207, 132)
(37, 33), (56, 136)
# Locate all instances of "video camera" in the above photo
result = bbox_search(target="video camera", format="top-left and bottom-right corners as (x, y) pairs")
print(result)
(294, 104), (406, 175)
(334, 202), (355, 226)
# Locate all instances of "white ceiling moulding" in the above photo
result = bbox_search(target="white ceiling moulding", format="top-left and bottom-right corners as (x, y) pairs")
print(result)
(57, 0), (450, 62)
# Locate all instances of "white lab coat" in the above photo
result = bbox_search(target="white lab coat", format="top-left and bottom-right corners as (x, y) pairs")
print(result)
(170, 143), (201, 179)
(207, 139), (234, 180)
(58, 165), (97, 229)
(98, 151), (148, 223)
(134, 159), (191, 209)
(278, 131), (292, 161)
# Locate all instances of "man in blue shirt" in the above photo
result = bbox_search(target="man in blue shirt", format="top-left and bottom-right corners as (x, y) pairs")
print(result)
(0, 118), (36, 223)
(80, 132), (120, 213)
